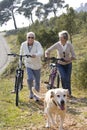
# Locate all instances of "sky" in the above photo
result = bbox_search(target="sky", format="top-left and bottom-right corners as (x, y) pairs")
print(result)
(0, 0), (86, 31)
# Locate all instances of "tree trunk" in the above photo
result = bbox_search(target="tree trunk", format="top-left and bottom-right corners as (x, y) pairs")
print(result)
(11, 10), (17, 30)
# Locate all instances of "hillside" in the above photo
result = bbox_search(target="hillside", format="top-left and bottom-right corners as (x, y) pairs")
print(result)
(0, 32), (87, 130)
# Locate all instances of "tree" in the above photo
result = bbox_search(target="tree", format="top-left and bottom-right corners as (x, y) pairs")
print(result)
(44, 0), (65, 17)
(18, 0), (43, 24)
(0, 0), (22, 29)
(64, 7), (76, 42)
(35, 5), (44, 21)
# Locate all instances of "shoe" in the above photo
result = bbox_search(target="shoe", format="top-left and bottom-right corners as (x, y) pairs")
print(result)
(29, 96), (33, 99)
(29, 93), (33, 99)
(33, 95), (39, 102)
(11, 90), (15, 94)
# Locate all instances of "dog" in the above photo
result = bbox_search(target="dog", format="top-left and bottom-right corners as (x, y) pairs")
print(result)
(32, 87), (68, 130)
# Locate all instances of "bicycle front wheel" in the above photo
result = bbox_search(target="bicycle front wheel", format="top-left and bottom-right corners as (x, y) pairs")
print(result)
(57, 74), (60, 88)
(15, 76), (20, 106)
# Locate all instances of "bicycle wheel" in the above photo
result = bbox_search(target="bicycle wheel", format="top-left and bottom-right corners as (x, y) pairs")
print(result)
(57, 73), (60, 88)
(15, 69), (24, 106)
(15, 76), (20, 106)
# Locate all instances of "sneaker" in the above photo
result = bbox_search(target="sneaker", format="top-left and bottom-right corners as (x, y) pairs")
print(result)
(11, 90), (15, 94)
(33, 95), (39, 102)
(29, 93), (33, 99)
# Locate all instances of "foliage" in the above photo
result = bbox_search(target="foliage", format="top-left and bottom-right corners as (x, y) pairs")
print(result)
(1, 58), (18, 78)
(0, 0), (22, 29)
(17, 29), (26, 45)
(43, 0), (65, 17)
(72, 59), (87, 89)
(18, 0), (43, 24)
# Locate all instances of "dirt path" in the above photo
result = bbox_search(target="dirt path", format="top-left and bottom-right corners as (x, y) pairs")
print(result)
(0, 33), (10, 74)
(33, 96), (87, 130)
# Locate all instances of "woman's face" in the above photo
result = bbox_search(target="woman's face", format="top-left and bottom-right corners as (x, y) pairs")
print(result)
(60, 36), (67, 44)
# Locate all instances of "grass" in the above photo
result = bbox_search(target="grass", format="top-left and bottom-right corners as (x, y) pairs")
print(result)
(0, 32), (87, 130)
(0, 78), (45, 130)
(0, 77), (87, 130)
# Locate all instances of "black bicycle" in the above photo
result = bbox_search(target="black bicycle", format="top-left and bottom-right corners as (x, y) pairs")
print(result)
(8, 53), (31, 106)
(44, 57), (66, 90)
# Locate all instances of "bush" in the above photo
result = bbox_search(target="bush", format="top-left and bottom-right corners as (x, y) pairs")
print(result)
(17, 29), (26, 45)
(72, 58), (87, 89)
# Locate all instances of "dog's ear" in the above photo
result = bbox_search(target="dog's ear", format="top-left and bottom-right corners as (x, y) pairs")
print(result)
(50, 91), (55, 98)
(65, 89), (69, 95)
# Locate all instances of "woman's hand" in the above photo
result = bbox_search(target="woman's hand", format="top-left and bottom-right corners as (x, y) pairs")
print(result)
(64, 57), (72, 62)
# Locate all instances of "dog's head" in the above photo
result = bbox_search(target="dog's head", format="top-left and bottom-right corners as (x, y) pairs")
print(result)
(50, 88), (68, 110)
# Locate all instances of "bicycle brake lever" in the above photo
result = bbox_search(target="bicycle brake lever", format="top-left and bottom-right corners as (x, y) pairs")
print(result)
(26, 55), (32, 58)
(7, 53), (16, 57)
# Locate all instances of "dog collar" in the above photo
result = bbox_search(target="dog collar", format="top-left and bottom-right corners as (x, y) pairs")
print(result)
(52, 99), (57, 106)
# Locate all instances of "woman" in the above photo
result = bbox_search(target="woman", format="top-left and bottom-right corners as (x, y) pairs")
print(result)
(45, 30), (76, 97)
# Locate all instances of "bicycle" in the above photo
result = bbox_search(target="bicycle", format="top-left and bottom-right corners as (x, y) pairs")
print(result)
(44, 57), (66, 90)
(8, 53), (31, 106)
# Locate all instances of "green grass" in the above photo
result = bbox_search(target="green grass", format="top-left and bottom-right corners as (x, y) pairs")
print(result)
(0, 78), (45, 130)
(0, 77), (87, 130)
(1, 32), (87, 130)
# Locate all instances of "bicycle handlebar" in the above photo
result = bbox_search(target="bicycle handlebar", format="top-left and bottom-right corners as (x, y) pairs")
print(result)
(44, 57), (66, 62)
(7, 53), (32, 58)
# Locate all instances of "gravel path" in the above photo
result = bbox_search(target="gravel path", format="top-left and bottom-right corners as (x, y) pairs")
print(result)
(0, 33), (10, 74)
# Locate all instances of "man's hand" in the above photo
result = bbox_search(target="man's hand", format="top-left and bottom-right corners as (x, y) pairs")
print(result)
(31, 54), (36, 58)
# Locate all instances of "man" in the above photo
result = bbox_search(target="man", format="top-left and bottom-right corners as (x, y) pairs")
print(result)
(20, 32), (44, 101)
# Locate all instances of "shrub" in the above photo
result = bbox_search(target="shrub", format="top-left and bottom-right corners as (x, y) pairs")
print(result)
(72, 58), (87, 89)
(17, 29), (26, 45)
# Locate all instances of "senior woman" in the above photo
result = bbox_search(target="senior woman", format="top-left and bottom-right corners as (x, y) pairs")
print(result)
(45, 30), (76, 97)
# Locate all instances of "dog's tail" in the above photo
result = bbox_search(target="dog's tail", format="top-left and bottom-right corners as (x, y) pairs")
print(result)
(32, 87), (45, 100)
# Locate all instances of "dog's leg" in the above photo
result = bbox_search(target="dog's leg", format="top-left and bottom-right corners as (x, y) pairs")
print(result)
(46, 110), (56, 128)
(59, 113), (65, 130)
(44, 101), (51, 128)
(55, 114), (59, 126)
(44, 108), (51, 128)
(46, 118), (50, 128)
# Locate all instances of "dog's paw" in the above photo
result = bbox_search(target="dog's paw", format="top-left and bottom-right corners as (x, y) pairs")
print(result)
(59, 127), (64, 130)
(45, 123), (50, 128)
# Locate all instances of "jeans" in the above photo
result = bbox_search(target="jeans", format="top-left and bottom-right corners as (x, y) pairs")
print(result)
(57, 63), (72, 95)
(26, 67), (41, 92)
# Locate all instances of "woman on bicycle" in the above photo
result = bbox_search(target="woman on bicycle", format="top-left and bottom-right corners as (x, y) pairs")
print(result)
(45, 30), (76, 98)
(20, 32), (44, 101)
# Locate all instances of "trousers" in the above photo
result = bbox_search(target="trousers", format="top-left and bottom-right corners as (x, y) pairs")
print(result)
(26, 67), (41, 97)
(57, 63), (72, 95)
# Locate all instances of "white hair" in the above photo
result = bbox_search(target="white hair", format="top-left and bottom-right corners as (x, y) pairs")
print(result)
(58, 30), (70, 40)
(27, 32), (35, 38)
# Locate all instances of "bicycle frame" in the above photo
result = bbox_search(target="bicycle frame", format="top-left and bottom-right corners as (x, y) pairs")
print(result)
(44, 57), (65, 90)
(49, 63), (57, 89)
(8, 53), (31, 106)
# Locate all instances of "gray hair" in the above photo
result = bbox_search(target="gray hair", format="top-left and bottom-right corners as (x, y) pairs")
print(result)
(27, 32), (35, 38)
(58, 30), (69, 40)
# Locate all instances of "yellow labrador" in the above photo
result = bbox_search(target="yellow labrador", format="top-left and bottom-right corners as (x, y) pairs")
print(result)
(32, 88), (68, 130)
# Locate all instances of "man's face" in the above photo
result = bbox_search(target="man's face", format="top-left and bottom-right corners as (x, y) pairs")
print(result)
(27, 34), (34, 45)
